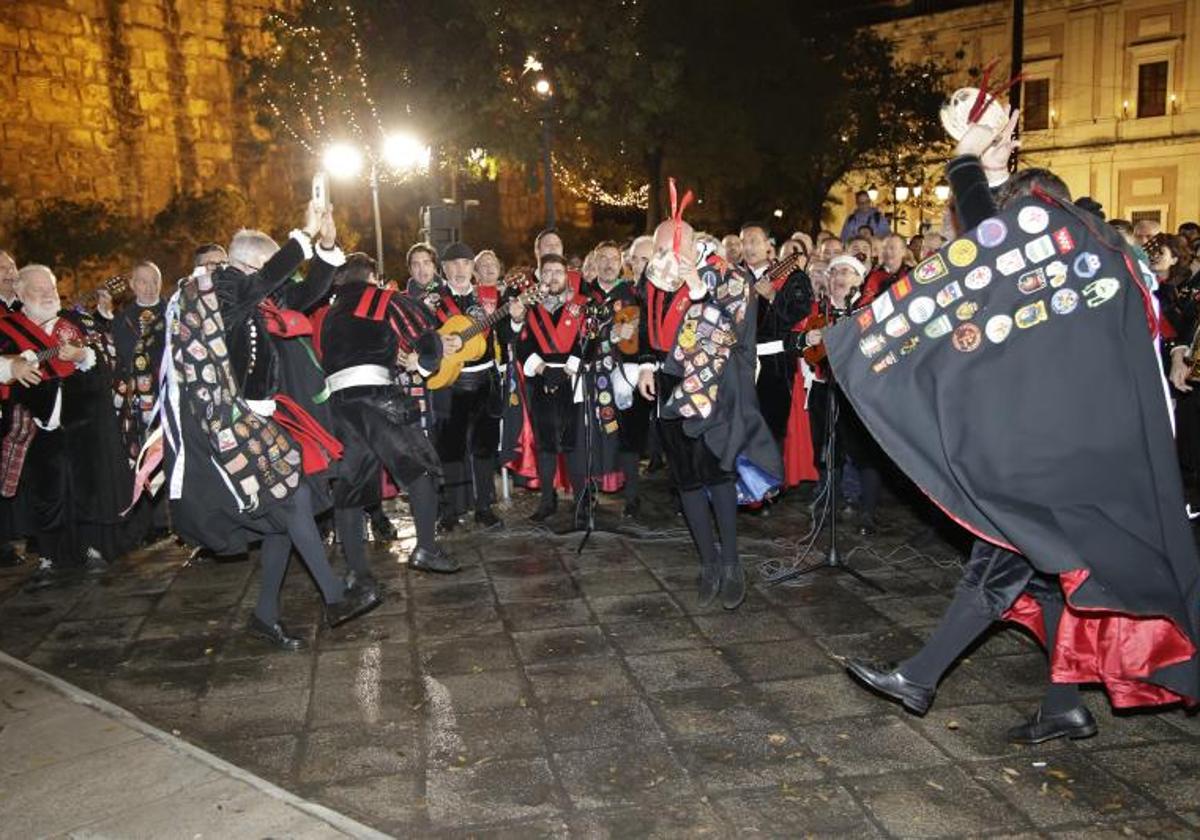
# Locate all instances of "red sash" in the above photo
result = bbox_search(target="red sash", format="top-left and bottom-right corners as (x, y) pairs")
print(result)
(644, 284), (691, 353)
(258, 299), (311, 338)
(272, 394), (343, 474)
(435, 291), (463, 325)
(526, 297), (585, 356)
(0, 312), (77, 379)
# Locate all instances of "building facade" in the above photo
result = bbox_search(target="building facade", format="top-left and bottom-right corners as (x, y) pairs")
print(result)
(835, 0), (1200, 236)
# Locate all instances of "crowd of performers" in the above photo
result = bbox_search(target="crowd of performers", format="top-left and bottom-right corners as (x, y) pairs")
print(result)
(1, 101), (1198, 746)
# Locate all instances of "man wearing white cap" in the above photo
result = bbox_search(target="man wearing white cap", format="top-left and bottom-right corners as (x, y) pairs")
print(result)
(800, 254), (885, 534)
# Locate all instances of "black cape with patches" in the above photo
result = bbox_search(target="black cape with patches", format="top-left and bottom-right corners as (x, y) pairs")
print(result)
(826, 195), (1200, 706)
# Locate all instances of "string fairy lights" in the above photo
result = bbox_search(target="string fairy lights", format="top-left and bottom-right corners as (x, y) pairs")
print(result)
(551, 158), (649, 209)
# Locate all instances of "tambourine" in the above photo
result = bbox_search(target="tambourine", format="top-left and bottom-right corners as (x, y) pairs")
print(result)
(645, 248), (683, 293)
(939, 87), (1009, 141)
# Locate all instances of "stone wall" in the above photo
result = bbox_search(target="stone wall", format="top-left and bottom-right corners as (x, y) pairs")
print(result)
(0, 0), (294, 254)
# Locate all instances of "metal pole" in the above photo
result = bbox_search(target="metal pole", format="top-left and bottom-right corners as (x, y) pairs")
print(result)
(370, 161), (385, 276)
(541, 115), (555, 228)
(1009, 0), (1024, 171)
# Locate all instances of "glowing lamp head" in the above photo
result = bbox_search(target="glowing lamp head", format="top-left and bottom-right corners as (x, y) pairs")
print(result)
(866, 185), (879, 203)
(323, 142), (364, 179)
(894, 185), (911, 203)
(533, 77), (553, 98)
(382, 133), (431, 173)
(934, 182), (951, 202)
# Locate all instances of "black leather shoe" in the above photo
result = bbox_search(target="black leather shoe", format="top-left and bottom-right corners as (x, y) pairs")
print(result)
(474, 508), (503, 530)
(623, 498), (641, 519)
(248, 615), (306, 651)
(530, 498), (557, 522)
(720, 563), (746, 610)
(845, 660), (935, 715)
(408, 546), (461, 574)
(1007, 705), (1098, 745)
(697, 561), (721, 607)
(325, 582), (382, 628)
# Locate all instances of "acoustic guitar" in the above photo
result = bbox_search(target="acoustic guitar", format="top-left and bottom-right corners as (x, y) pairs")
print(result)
(425, 271), (539, 390)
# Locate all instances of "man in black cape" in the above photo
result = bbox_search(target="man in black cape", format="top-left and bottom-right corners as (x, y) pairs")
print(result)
(142, 202), (377, 651)
(635, 202), (782, 610)
(833, 115), (1200, 741)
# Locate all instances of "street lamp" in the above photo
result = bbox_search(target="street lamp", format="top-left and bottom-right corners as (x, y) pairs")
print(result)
(934, 182), (951, 202)
(866, 184), (879, 203)
(894, 185), (911, 203)
(321, 133), (430, 277)
(526, 56), (556, 228)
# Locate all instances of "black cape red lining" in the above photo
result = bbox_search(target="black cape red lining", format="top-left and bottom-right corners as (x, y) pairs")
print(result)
(826, 195), (1200, 708)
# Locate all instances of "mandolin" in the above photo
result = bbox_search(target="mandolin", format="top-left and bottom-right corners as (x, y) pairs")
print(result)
(425, 270), (539, 390)
(800, 312), (831, 366)
(756, 249), (807, 295)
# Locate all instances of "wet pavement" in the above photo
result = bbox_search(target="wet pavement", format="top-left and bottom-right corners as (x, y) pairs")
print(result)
(2, 475), (1199, 838)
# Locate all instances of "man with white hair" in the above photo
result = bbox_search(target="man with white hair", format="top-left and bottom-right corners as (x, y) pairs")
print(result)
(161, 201), (379, 650)
(636, 212), (781, 609)
(1134, 218), (1162, 248)
(625, 235), (653, 282)
(0, 264), (134, 580)
(799, 254), (885, 534)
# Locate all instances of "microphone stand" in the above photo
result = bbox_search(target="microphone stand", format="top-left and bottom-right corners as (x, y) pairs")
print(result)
(575, 322), (615, 553)
(769, 291), (882, 591)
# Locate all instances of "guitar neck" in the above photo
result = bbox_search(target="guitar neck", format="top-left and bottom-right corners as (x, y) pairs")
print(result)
(456, 303), (510, 342)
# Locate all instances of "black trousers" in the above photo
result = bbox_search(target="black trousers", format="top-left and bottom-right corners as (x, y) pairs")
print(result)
(330, 386), (441, 509)
(755, 353), (793, 441)
(435, 374), (500, 516)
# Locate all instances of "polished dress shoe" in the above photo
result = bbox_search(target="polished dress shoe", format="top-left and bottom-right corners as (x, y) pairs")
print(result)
(845, 660), (935, 715)
(719, 563), (746, 610)
(474, 508), (503, 530)
(1007, 705), (1098, 745)
(529, 498), (557, 522)
(408, 546), (461, 574)
(325, 581), (383, 628)
(248, 615), (306, 651)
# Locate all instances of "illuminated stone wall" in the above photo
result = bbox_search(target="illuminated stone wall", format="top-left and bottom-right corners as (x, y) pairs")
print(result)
(0, 0), (294, 245)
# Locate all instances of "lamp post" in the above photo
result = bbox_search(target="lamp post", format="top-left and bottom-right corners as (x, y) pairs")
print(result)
(322, 132), (431, 277)
(532, 74), (556, 228)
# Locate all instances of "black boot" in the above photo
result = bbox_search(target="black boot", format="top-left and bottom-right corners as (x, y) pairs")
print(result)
(719, 563), (746, 610)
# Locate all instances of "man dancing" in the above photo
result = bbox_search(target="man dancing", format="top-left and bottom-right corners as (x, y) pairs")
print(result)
(150, 202), (377, 650)
(836, 112), (1200, 739)
(636, 194), (781, 609)
(321, 253), (461, 582)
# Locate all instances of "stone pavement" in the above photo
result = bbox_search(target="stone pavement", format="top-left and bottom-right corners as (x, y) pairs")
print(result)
(1, 477), (1199, 838)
